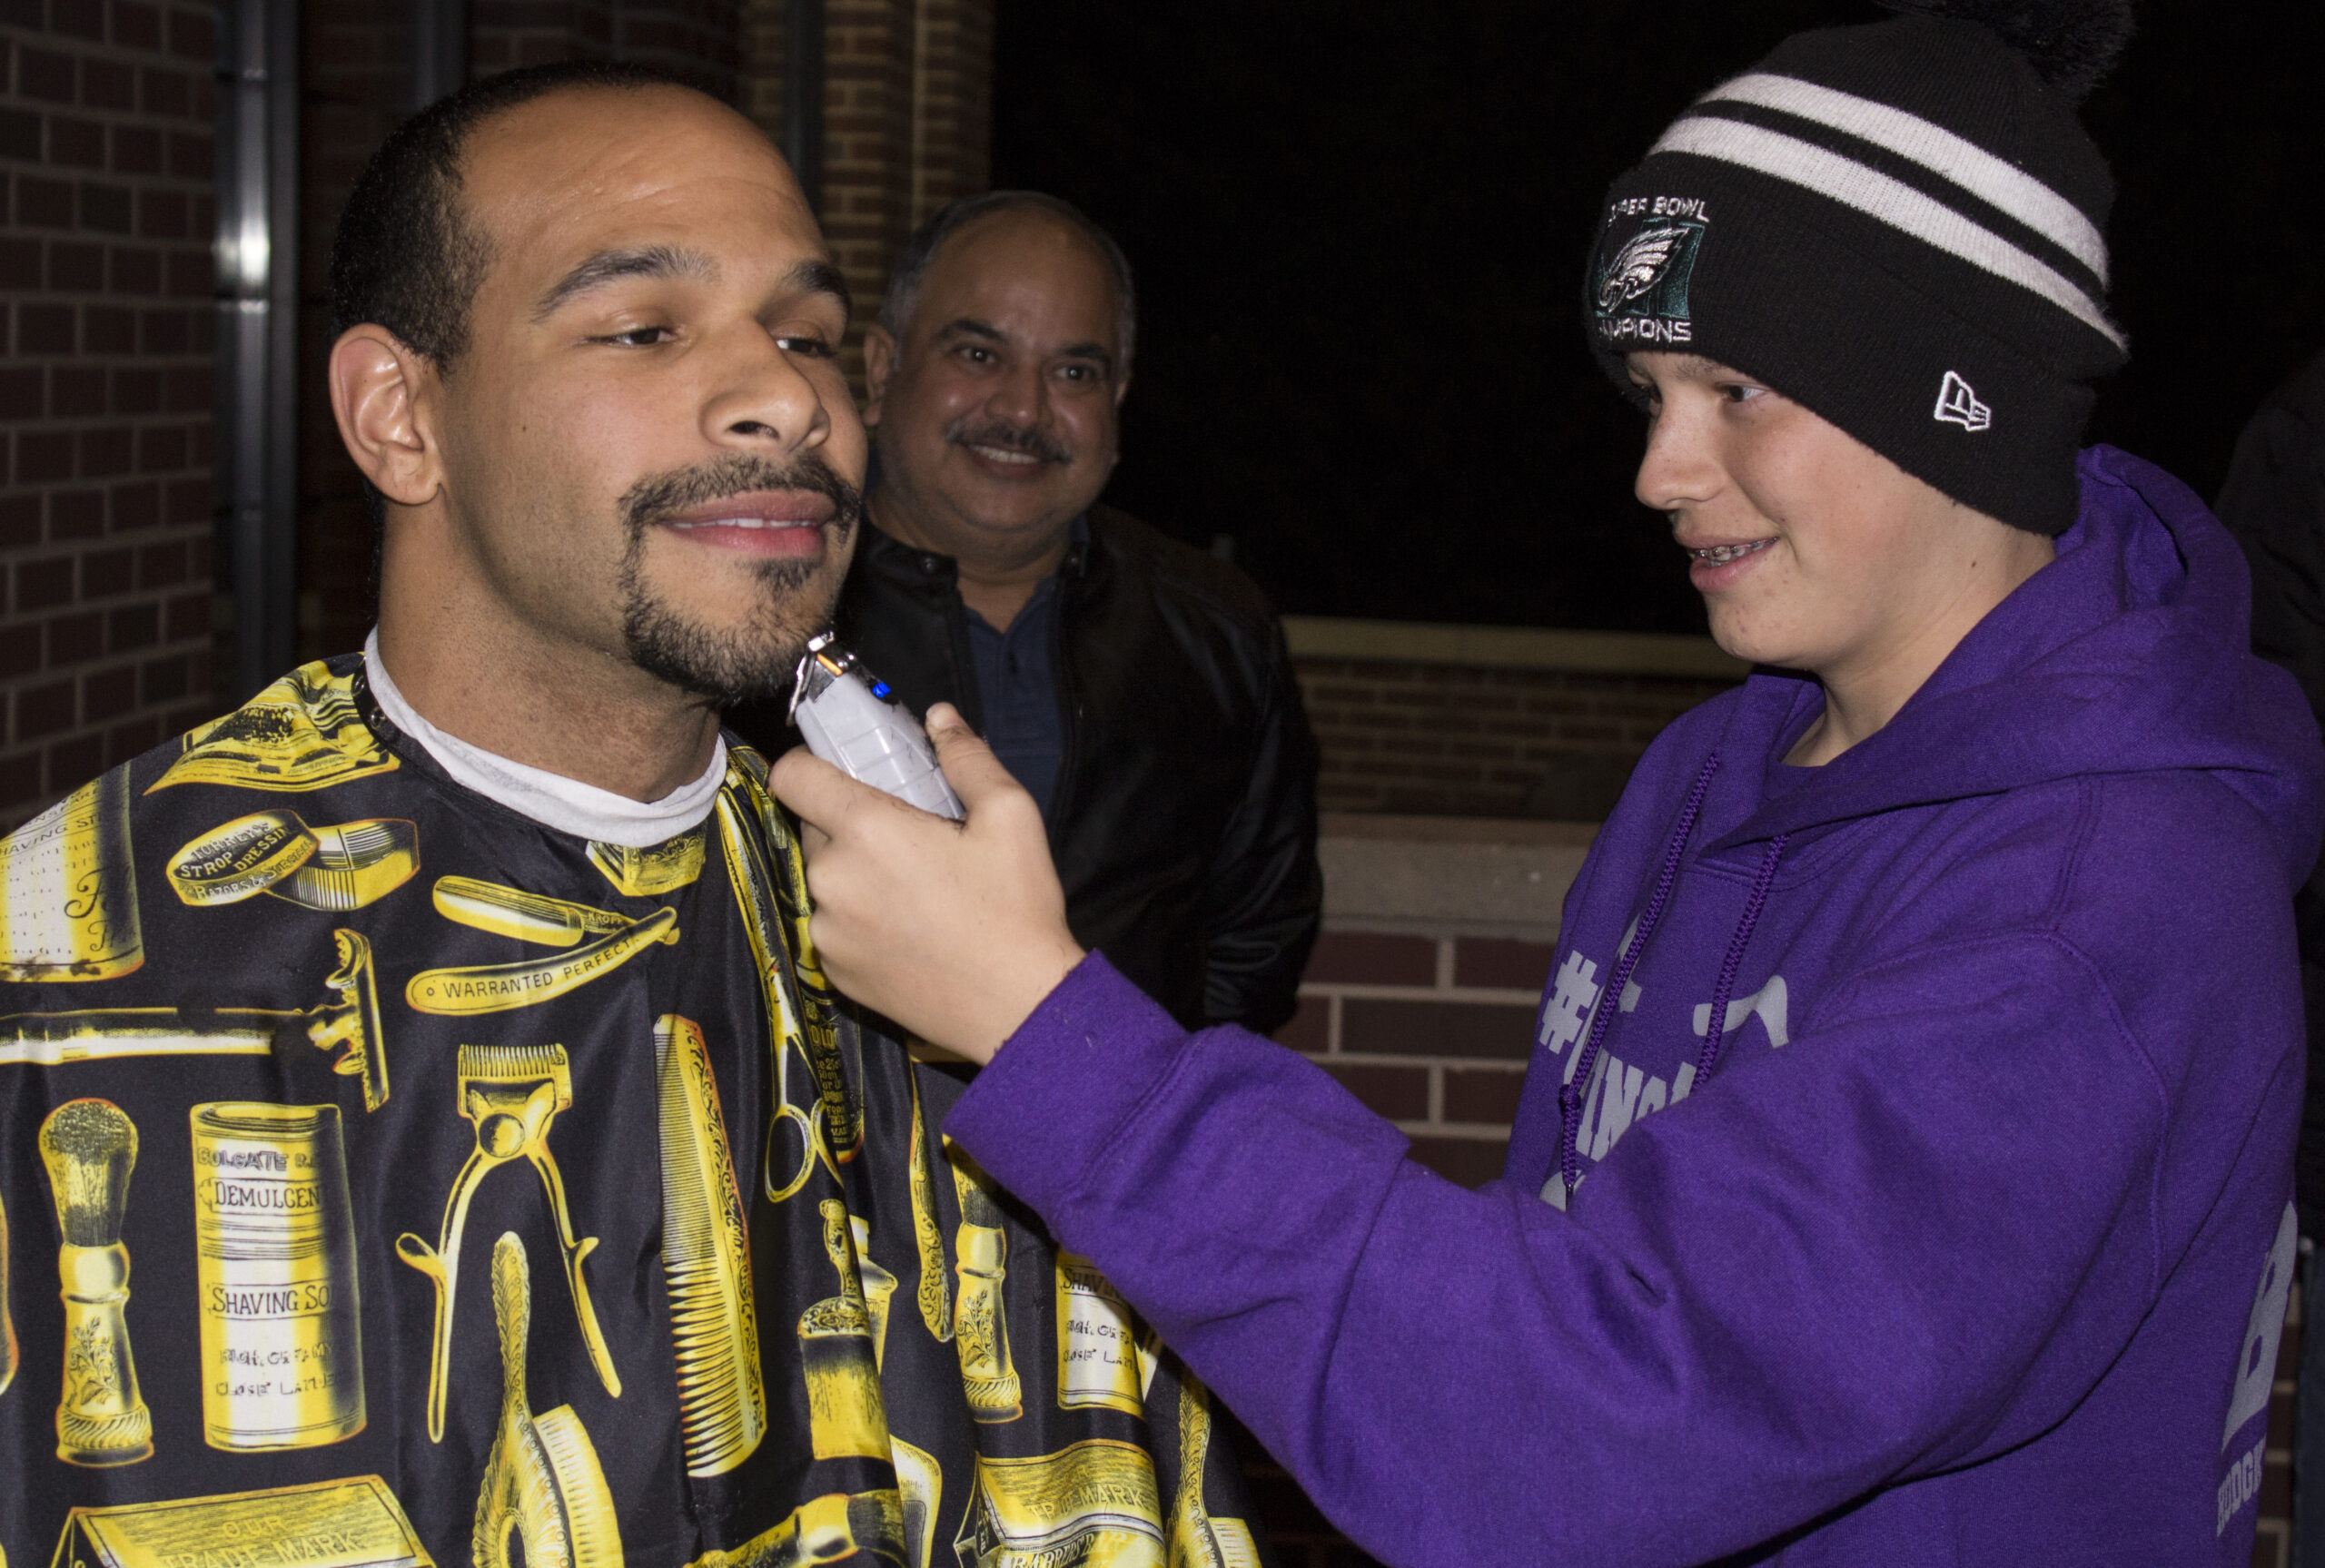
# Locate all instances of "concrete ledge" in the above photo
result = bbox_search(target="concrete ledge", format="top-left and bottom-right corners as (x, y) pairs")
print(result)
(1319, 814), (1591, 942)
(1284, 616), (1748, 681)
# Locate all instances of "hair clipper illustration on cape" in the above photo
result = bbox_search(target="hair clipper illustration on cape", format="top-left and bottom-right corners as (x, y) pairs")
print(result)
(397, 1042), (618, 1443)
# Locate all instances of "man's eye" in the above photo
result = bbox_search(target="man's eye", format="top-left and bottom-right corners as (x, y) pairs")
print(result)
(1719, 382), (1766, 404)
(777, 334), (836, 360)
(959, 345), (994, 364)
(593, 325), (673, 347)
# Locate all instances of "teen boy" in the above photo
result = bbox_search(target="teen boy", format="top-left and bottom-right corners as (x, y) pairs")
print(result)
(776, 3), (2325, 1562)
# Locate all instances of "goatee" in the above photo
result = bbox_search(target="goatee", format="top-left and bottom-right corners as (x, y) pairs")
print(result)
(615, 453), (864, 706)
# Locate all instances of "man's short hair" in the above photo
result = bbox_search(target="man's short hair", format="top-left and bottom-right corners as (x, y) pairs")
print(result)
(328, 59), (694, 370)
(877, 192), (1137, 372)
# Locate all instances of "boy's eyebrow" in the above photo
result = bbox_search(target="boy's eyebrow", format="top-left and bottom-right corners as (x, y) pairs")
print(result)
(532, 244), (717, 321)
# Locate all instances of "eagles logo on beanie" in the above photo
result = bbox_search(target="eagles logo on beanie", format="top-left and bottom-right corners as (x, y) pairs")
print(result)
(1586, 0), (2135, 535)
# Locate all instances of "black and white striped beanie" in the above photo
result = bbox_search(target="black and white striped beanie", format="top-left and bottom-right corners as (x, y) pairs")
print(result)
(1585, 1), (2134, 535)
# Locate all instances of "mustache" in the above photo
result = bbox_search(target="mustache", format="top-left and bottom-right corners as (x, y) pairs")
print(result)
(618, 452), (866, 537)
(944, 418), (1072, 467)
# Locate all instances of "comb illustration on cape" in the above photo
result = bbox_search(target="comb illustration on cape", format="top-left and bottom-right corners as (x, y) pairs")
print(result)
(473, 1232), (625, 1568)
(396, 1042), (618, 1443)
(654, 1014), (766, 1477)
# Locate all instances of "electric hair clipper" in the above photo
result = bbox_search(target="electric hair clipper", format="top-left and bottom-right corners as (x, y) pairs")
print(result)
(788, 633), (966, 821)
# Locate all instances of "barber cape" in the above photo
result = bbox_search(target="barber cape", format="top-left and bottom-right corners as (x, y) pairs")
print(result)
(0, 656), (1262, 1568)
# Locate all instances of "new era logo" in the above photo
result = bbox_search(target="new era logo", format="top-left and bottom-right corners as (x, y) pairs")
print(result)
(1934, 371), (1992, 432)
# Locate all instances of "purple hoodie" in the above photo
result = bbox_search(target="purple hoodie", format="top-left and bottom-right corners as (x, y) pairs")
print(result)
(945, 447), (2325, 1566)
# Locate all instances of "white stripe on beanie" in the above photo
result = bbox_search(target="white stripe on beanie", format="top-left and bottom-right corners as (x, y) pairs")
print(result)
(1649, 113), (2126, 350)
(1699, 74), (2109, 284)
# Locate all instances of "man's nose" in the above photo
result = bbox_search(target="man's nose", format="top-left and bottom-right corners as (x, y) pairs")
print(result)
(982, 356), (1049, 426)
(700, 328), (833, 452)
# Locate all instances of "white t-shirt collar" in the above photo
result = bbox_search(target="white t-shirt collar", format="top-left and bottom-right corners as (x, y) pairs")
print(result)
(362, 630), (727, 848)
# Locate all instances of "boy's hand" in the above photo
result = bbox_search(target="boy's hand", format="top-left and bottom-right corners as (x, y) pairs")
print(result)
(769, 704), (1084, 1063)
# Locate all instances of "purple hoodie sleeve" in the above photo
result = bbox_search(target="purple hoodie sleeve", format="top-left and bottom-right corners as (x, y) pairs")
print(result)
(945, 942), (2187, 1567)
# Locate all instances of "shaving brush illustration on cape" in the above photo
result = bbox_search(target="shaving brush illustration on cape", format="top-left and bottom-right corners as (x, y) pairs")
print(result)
(39, 1098), (153, 1465)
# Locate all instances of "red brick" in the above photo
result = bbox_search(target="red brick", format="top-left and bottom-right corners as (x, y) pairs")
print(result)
(0, 496), (37, 550)
(163, 589), (204, 640)
(1406, 1137), (1508, 1189)
(1321, 1062), (1429, 1120)
(113, 365), (160, 414)
(166, 128), (208, 181)
(15, 173), (75, 228)
(114, 1), (163, 51)
(18, 48), (77, 104)
(0, 237), (40, 288)
(104, 713), (161, 766)
(84, 304), (134, 352)
(0, 367), (42, 420)
(0, 626), (40, 677)
(106, 602), (158, 652)
(139, 651), (189, 703)
(48, 611), (104, 665)
(1454, 937), (1558, 991)
(108, 480), (157, 531)
(83, 59), (134, 112)
(1271, 994), (1328, 1054)
(19, 302), (75, 353)
(140, 65), (189, 118)
(0, 751), (41, 807)
(51, 364), (105, 418)
(134, 424), (186, 472)
(54, 0), (105, 38)
(136, 537), (185, 586)
(78, 425), (133, 478)
(46, 733), (104, 793)
(1341, 999), (1537, 1060)
(14, 678), (77, 740)
(0, 107), (36, 161)
(49, 488), (104, 539)
(1442, 1067), (1526, 1127)
(1304, 932), (1437, 987)
(82, 547), (134, 596)
(83, 663), (137, 722)
(134, 186), (185, 239)
(167, 5), (214, 62)
(51, 115), (106, 169)
(15, 430), (74, 485)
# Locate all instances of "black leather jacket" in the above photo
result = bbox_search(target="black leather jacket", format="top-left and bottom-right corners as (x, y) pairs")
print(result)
(736, 505), (1321, 1032)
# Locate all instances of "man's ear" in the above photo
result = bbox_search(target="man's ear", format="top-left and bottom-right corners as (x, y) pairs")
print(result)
(860, 324), (899, 429)
(328, 325), (441, 508)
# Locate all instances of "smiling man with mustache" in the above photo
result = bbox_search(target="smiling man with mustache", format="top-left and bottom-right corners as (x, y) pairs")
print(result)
(0, 62), (1259, 1567)
(734, 192), (1321, 1036)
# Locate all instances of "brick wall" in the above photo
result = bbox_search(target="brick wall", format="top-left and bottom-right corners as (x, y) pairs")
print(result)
(1284, 620), (1746, 822)
(1275, 928), (1547, 1188)
(0, 0), (217, 832)
(789, 0), (990, 377)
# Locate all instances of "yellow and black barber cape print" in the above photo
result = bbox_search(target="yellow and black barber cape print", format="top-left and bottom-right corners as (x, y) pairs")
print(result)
(0, 656), (1266, 1568)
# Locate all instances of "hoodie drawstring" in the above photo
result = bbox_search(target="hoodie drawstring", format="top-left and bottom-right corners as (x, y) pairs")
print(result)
(1557, 753), (1788, 1205)
(1696, 833), (1787, 1083)
(1560, 752), (1719, 1202)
